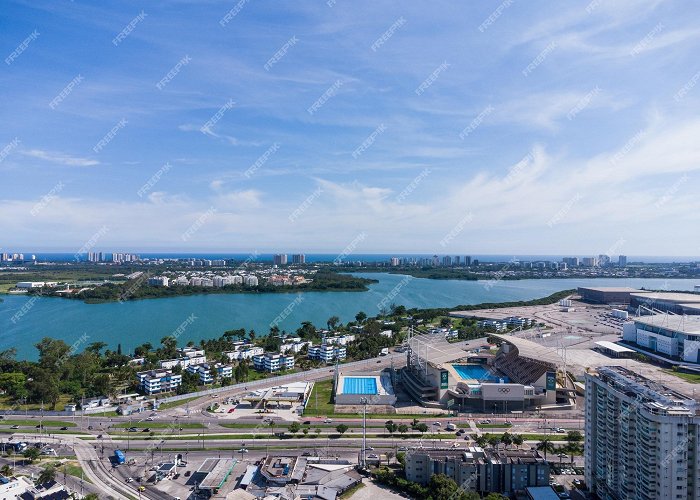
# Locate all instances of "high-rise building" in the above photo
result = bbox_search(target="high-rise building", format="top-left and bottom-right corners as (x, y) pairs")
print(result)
(585, 366), (700, 499)
(562, 257), (579, 267)
(432, 255), (439, 267)
(390, 257), (399, 266)
(598, 254), (611, 267)
(582, 256), (598, 267)
(618, 255), (628, 266)
(464, 256), (472, 266)
(273, 254), (288, 266)
(292, 254), (305, 264)
(441, 255), (452, 266)
(454, 256), (461, 266)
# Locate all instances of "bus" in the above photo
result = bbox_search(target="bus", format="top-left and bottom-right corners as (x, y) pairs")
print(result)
(114, 449), (126, 465)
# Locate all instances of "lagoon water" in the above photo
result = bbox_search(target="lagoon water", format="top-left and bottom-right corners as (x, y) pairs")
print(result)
(0, 273), (696, 360)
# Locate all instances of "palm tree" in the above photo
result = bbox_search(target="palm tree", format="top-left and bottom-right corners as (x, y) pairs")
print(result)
(269, 420), (275, 436)
(537, 438), (556, 461)
(398, 424), (408, 438)
(37, 465), (56, 485)
(355, 311), (367, 324)
(566, 442), (582, 464)
(0, 464), (12, 476)
(475, 435), (488, 448)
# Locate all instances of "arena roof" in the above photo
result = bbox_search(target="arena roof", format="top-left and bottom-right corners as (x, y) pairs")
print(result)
(491, 334), (564, 366)
(633, 314), (700, 334)
(579, 286), (643, 293)
(630, 291), (700, 303)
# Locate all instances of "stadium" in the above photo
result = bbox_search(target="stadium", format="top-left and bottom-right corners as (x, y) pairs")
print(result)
(400, 331), (570, 412)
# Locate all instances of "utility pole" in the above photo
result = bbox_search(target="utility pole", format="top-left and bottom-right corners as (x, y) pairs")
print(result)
(360, 397), (368, 468)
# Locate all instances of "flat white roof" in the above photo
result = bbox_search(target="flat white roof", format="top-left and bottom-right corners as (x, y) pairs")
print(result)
(595, 341), (634, 353)
(634, 314), (700, 334)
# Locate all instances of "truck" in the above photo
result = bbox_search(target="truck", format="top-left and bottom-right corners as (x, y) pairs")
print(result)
(445, 422), (457, 431)
(114, 449), (126, 465)
(379, 348), (389, 356)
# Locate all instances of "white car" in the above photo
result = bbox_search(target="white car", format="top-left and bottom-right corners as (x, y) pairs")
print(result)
(324, 418), (332, 424)
(146, 417), (154, 421)
(238, 448), (249, 453)
(433, 422), (441, 426)
(126, 478), (133, 483)
(451, 443), (460, 448)
(367, 454), (379, 459)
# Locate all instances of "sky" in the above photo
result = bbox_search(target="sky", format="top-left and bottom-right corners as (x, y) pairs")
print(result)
(1, 0), (700, 256)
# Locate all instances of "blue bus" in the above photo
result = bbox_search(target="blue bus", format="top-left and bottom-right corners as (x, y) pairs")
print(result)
(114, 449), (125, 465)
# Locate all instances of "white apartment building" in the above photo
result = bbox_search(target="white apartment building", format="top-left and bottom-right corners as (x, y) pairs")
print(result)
(322, 334), (356, 346)
(147, 276), (169, 286)
(308, 344), (346, 363)
(136, 369), (182, 395)
(585, 366), (700, 500)
(244, 276), (259, 286)
(253, 353), (295, 372)
(279, 341), (310, 354)
(225, 346), (264, 361)
(195, 363), (233, 384)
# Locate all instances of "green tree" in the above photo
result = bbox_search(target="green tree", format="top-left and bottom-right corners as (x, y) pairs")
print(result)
(288, 422), (301, 435)
(327, 316), (340, 331)
(268, 420), (275, 436)
(355, 311), (367, 324)
(428, 474), (473, 500)
(22, 447), (41, 464)
(315, 428), (321, 437)
(385, 450), (394, 465)
(336, 424), (349, 436)
(37, 465), (56, 485)
(398, 424), (409, 438)
(487, 434), (500, 448)
(415, 423), (428, 436)
(537, 438), (556, 460)
(512, 434), (524, 449)
(385, 420), (398, 438)
(0, 372), (28, 400)
(566, 430), (583, 444)
(0, 464), (12, 476)
(500, 432), (513, 449)
(302, 427), (309, 436)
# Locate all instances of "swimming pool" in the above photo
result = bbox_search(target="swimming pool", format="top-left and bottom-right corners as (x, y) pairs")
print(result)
(342, 377), (378, 395)
(452, 364), (508, 383)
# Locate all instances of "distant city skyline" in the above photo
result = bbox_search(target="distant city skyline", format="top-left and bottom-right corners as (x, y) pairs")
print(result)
(2, 1), (700, 253)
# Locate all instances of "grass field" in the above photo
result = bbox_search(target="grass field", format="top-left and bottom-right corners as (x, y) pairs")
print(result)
(0, 419), (76, 427)
(0, 394), (74, 411)
(112, 421), (204, 429)
(156, 396), (201, 410)
(663, 369), (700, 383)
(476, 423), (513, 429)
(304, 379), (335, 416)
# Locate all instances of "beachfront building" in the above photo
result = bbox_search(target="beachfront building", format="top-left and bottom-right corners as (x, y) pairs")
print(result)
(136, 369), (182, 395)
(308, 344), (346, 363)
(225, 345), (263, 361)
(194, 363), (233, 384)
(253, 353), (295, 372)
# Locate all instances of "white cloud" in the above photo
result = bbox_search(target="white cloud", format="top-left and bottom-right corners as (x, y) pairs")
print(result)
(22, 149), (99, 167)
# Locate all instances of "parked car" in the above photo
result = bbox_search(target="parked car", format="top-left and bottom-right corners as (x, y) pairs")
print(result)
(301, 452), (311, 456)
(398, 446), (408, 451)
(128, 427), (138, 432)
(60, 426), (68, 430)
(184, 471), (191, 477)
(146, 417), (154, 421)
(142, 428), (150, 432)
(10, 425), (19, 429)
(238, 448), (248, 453)
(126, 477), (133, 483)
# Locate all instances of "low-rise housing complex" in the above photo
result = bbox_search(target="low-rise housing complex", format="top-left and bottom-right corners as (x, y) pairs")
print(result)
(308, 344), (346, 363)
(405, 447), (550, 495)
(253, 353), (295, 372)
(136, 369), (182, 395)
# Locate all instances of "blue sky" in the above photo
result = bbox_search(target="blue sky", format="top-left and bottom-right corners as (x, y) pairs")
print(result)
(1, 0), (700, 256)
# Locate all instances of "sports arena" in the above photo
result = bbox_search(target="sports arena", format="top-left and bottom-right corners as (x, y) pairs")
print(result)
(400, 331), (569, 412)
(334, 369), (397, 407)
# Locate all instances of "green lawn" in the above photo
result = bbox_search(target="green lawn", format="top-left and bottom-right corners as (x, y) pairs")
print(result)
(55, 462), (93, 483)
(156, 396), (201, 410)
(476, 423), (513, 429)
(0, 419), (76, 427)
(663, 369), (700, 383)
(112, 421), (204, 429)
(304, 379), (335, 416)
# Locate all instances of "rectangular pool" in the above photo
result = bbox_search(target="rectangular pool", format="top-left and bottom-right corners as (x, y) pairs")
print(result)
(342, 377), (378, 395)
(453, 364), (508, 383)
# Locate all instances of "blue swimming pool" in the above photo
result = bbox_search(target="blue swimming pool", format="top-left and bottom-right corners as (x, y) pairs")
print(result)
(453, 364), (508, 383)
(342, 377), (378, 395)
